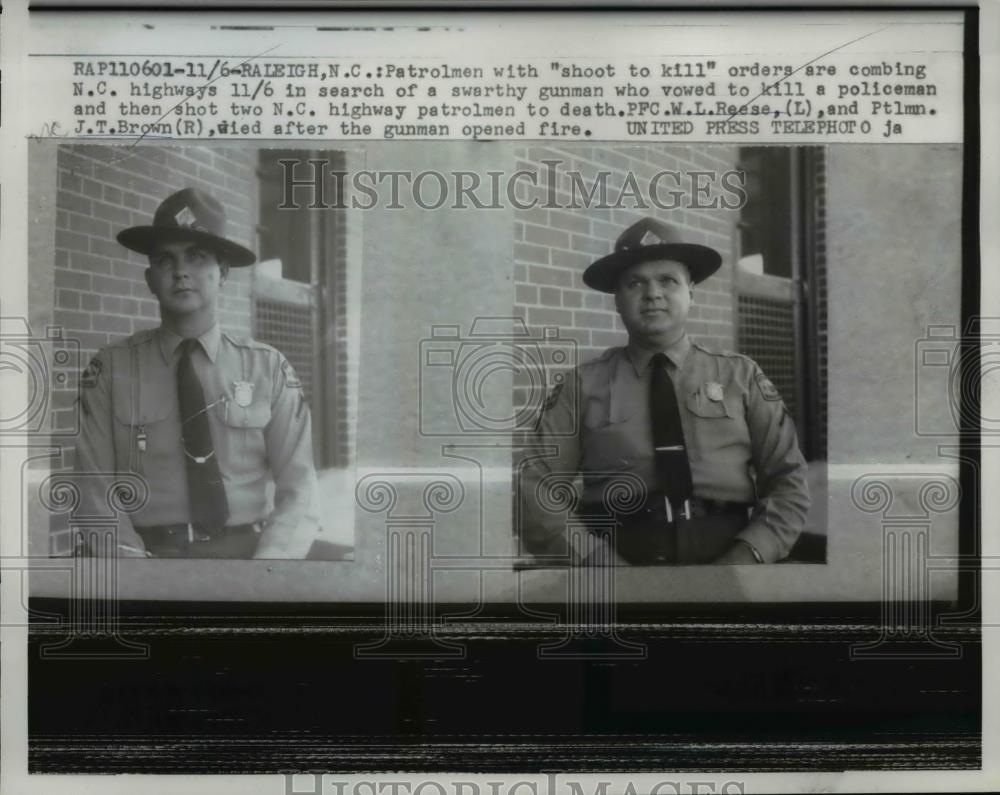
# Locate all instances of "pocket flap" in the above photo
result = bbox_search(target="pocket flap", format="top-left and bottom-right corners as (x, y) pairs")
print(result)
(685, 385), (731, 419)
(111, 378), (175, 425)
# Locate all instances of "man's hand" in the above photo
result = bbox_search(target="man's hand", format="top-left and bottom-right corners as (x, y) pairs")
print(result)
(253, 522), (317, 559)
(713, 540), (761, 565)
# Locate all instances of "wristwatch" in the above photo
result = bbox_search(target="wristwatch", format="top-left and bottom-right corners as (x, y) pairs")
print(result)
(735, 538), (765, 563)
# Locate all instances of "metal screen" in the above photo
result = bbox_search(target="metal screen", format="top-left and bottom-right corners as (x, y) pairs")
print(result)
(737, 294), (797, 419)
(254, 298), (315, 401)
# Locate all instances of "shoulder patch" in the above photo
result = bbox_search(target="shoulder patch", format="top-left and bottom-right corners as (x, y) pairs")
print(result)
(755, 371), (782, 401)
(80, 356), (103, 388)
(281, 358), (303, 389)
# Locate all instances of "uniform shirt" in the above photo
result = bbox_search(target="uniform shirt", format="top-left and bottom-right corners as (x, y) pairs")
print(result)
(521, 335), (809, 563)
(74, 324), (318, 555)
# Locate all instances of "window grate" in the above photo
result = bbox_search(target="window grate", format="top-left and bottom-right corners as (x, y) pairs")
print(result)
(737, 295), (797, 419)
(254, 298), (314, 400)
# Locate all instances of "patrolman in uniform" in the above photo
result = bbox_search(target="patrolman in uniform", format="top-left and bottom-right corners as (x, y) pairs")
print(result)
(74, 188), (318, 559)
(520, 218), (809, 565)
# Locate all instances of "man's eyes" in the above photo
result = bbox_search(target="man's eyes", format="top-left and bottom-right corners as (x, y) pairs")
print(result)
(627, 277), (678, 288)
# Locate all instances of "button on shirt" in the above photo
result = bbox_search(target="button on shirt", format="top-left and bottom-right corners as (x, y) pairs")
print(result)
(522, 335), (809, 563)
(74, 324), (318, 554)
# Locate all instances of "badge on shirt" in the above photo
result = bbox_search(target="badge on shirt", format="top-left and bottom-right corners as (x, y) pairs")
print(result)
(705, 381), (724, 402)
(233, 380), (254, 407)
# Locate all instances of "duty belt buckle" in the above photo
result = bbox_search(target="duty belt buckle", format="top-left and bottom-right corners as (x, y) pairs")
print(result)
(663, 498), (692, 524)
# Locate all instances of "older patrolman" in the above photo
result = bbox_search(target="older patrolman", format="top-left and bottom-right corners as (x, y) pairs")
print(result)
(520, 217), (810, 565)
(74, 188), (318, 559)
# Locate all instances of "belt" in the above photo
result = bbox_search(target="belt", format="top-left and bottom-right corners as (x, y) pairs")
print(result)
(135, 522), (263, 544)
(583, 496), (751, 524)
(580, 497), (752, 565)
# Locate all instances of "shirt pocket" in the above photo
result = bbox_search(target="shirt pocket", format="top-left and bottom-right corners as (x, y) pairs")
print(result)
(683, 384), (748, 462)
(217, 389), (271, 461)
(685, 385), (736, 419)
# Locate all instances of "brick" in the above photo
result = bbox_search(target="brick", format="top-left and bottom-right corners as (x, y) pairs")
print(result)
(528, 265), (573, 288)
(527, 306), (572, 327)
(69, 213), (111, 238)
(70, 251), (111, 274)
(79, 292), (101, 311)
(513, 242), (549, 265)
(585, 292), (615, 311)
(539, 286), (561, 307)
(515, 206), (549, 227)
(58, 171), (83, 194)
(56, 269), (92, 291)
(570, 234), (609, 256)
(92, 314), (132, 334)
(53, 309), (91, 330)
(562, 290), (582, 308)
(81, 177), (104, 200)
(90, 237), (130, 259)
(120, 189), (143, 211)
(550, 249), (590, 270)
(91, 200), (132, 226)
(55, 229), (90, 253)
(524, 224), (570, 249)
(56, 289), (80, 309)
(112, 259), (146, 280)
(552, 327), (590, 348)
(573, 309), (615, 330)
(515, 285), (537, 305)
(92, 275), (132, 297)
(58, 150), (95, 177)
(549, 210), (590, 234)
(56, 190), (92, 215)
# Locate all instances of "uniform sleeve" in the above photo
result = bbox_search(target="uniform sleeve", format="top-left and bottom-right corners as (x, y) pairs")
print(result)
(73, 351), (147, 556)
(517, 370), (587, 561)
(737, 363), (811, 562)
(255, 354), (319, 558)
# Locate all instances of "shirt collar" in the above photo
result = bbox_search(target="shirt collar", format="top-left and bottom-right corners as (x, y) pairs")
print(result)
(156, 323), (221, 364)
(625, 334), (692, 376)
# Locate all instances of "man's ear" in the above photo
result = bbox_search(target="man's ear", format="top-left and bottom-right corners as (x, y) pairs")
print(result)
(143, 266), (155, 294)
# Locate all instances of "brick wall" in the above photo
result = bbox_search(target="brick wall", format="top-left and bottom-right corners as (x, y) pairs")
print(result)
(511, 144), (740, 411)
(51, 144), (257, 464)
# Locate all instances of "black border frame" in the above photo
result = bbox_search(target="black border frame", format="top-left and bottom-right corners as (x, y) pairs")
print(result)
(26, 2), (983, 774)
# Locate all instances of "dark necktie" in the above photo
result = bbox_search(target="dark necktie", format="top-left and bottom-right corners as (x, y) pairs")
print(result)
(650, 352), (693, 507)
(177, 338), (229, 534)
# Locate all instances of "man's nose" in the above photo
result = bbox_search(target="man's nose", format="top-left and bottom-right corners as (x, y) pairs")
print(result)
(171, 259), (194, 277)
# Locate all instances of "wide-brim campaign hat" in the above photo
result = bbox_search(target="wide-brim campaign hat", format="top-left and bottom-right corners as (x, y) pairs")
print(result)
(117, 187), (256, 267)
(583, 217), (722, 293)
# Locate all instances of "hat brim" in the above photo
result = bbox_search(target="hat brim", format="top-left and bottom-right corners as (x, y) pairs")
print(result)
(117, 226), (256, 268)
(582, 243), (722, 293)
